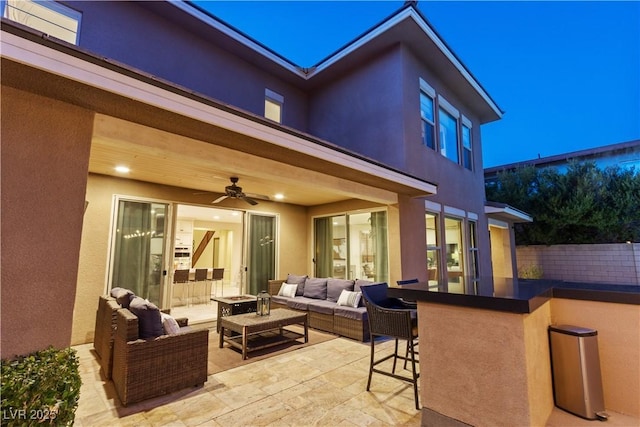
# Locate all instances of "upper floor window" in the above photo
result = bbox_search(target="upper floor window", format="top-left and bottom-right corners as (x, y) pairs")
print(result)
(264, 88), (283, 123)
(3, 0), (81, 44)
(462, 116), (473, 170)
(419, 79), (436, 150)
(438, 96), (460, 164)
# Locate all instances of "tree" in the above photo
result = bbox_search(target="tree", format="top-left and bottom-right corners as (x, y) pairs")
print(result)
(485, 161), (640, 245)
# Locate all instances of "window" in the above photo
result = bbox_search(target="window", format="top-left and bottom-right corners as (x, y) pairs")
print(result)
(444, 217), (464, 288)
(468, 221), (479, 279)
(425, 213), (440, 283)
(419, 79), (436, 150)
(314, 210), (388, 282)
(438, 96), (460, 164)
(462, 116), (473, 170)
(264, 88), (283, 123)
(3, 0), (81, 44)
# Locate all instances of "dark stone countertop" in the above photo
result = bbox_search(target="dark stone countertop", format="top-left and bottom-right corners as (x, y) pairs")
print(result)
(387, 278), (640, 314)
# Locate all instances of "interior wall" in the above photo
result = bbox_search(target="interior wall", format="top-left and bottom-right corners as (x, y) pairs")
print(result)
(1, 87), (93, 358)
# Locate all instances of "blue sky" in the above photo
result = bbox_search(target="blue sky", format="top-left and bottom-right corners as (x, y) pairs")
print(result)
(193, 1), (640, 167)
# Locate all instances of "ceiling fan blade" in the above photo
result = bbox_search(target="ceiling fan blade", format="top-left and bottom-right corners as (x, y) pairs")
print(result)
(212, 195), (228, 204)
(245, 193), (270, 201)
(241, 195), (259, 206)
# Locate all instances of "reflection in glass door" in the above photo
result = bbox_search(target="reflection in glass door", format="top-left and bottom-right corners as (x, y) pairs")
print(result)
(110, 199), (168, 305)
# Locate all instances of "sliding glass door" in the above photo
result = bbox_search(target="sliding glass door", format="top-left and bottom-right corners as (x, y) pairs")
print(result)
(314, 210), (388, 282)
(109, 198), (168, 305)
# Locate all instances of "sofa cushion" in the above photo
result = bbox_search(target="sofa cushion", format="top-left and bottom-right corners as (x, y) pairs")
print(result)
(337, 290), (362, 308)
(110, 287), (135, 308)
(160, 312), (181, 335)
(278, 283), (298, 298)
(307, 299), (336, 315)
(334, 305), (368, 321)
(327, 279), (355, 302)
(303, 277), (328, 299)
(287, 274), (308, 296)
(271, 295), (290, 305)
(286, 297), (315, 311)
(128, 297), (164, 339)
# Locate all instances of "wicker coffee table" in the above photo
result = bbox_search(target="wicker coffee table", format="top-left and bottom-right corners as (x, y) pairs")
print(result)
(218, 308), (308, 359)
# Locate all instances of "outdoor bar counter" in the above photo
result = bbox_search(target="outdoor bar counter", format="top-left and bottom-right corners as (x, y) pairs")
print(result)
(388, 278), (640, 426)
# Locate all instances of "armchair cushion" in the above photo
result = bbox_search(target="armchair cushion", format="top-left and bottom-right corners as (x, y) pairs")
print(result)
(110, 287), (135, 308)
(128, 297), (163, 338)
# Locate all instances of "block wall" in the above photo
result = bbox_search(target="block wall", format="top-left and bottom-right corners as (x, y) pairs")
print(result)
(517, 244), (640, 285)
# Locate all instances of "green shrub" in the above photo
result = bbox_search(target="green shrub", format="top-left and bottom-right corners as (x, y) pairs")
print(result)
(518, 265), (544, 279)
(1, 347), (81, 426)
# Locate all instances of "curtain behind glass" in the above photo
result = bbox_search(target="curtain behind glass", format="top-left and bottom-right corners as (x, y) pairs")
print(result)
(371, 211), (388, 282)
(112, 201), (153, 300)
(314, 217), (333, 278)
(248, 214), (275, 295)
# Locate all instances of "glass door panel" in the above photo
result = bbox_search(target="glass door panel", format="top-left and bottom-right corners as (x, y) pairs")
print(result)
(247, 213), (276, 295)
(445, 216), (464, 292)
(110, 199), (168, 305)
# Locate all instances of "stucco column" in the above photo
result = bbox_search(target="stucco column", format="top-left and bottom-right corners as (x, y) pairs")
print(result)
(397, 194), (427, 282)
(1, 86), (93, 358)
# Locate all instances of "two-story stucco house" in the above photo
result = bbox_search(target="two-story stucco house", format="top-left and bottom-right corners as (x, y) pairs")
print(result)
(1, 1), (530, 359)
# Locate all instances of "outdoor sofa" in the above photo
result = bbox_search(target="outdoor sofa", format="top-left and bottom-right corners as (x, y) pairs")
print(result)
(268, 275), (378, 342)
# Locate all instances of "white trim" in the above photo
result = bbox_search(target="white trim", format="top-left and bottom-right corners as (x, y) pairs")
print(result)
(425, 200), (441, 212)
(444, 205), (465, 218)
(265, 88), (284, 104)
(488, 218), (509, 229)
(461, 115), (472, 128)
(419, 77), (435, 98)
(1, 30), (436, 196)
(437, 94), (460, 118)
(170, 1), (306, 79)
(467, 212), (478, 221)
(485, 204), (533, 223)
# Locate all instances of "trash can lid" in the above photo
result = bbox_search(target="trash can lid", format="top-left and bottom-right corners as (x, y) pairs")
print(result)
(549, 324), (597, 336)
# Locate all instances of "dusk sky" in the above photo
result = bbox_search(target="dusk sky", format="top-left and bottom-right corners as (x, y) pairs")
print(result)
(193, 1), (640, 167)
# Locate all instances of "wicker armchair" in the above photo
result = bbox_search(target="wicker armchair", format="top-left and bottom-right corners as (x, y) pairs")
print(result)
(112, 308), (209, 406)
(93, 296), (120, 379)
(361, 282), (420, 410)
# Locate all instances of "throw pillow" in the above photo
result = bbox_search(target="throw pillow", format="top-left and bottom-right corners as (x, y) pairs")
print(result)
(128, 296), (164, 338)
(278, 283), (298, 298)
(337, 290), (362, 308)
(160, 312), (181, 335)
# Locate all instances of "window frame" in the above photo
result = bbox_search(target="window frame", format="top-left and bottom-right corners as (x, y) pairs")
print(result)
(419, 78), (436, 150)
(437, 95), (461, 164)
(462, 115), (473, 170)
(264, 88), (283, 123)
(2, 0), (82, 44)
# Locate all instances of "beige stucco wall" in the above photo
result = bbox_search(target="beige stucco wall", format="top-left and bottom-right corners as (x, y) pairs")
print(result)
(419, 301), (554, 426)
(1, 87), (93, 358)
(551, 298), (640, 417)
(72, 173), (309, 345)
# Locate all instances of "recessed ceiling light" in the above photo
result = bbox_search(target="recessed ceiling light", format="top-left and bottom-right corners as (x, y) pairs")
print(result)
(213, 215), (220, 220)
(115, 165), (130, 173)
(231, 211), (239, 216)
(274, 193), (284, 200)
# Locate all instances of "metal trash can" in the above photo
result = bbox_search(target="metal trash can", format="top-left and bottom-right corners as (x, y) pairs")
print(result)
(548, 325), (608, 420)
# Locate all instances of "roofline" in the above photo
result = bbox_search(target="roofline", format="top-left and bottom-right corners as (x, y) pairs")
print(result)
(177, 1), (502, 120)
(485, 201), (533, 223)
(1, 23), (437, 197)
(485, 139), (640, 174)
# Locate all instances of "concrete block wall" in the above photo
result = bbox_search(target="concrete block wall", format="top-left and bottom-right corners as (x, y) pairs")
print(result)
(517, 243), (640, 285)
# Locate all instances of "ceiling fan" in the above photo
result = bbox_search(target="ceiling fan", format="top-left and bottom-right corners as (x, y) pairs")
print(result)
(211, 177), (268, 206)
